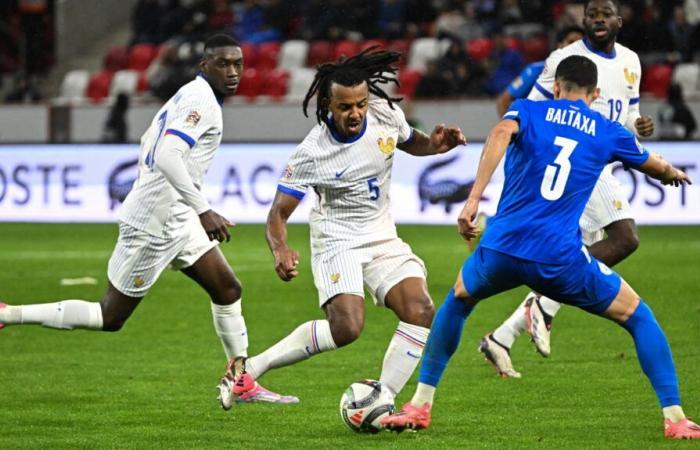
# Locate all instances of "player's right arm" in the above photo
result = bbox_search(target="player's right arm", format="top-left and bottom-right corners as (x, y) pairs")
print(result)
(266, 191), (301, 282)
(610, 124), (691, 186)
(497, 62), (543, 115)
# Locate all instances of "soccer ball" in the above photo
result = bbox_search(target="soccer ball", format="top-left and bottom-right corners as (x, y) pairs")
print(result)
(339, 379), (395, 433)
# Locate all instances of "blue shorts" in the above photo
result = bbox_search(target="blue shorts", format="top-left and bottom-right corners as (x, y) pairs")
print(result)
(462, 246), (622, 314)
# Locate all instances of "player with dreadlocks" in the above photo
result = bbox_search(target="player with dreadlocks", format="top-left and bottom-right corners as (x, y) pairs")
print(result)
(217, 47), (466, 407)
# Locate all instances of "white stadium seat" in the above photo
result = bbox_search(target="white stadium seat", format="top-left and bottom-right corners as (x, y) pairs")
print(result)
(59, 70), (90, 101)
(278, 40), (309, 70)
(285, 67), (316, 102)
(672, 63), (700, 98)
(407, 38), (450, 72)
(109, 70), (139, 97)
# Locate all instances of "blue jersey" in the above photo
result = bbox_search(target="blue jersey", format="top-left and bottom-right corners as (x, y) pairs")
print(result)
(506, 61), (544, 99)
(479, 98), (650, 264)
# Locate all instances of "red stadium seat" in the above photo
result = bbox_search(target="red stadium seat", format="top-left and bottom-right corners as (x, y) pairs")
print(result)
(396, 69), (422, 98)
(127, 44), (157, 71)
(256, 42), (281, 70)
(103, 45), (128, 72)
(260, 69), (289, 99)
(237, 68), (262, 99)
(333, 40), (360, 61)
(360, 39), (388, 52)
(307, 40), (333, 67)
(240, 42), (258, 69)
(641, 63), (673, 98)
(466, 38), (493, 62)
(504, 36), (522, 51)
(86, 70), (114, 102)
(521, 35), (550, 62)
(387, 39), (411, 66)
(137, 71), (149, 93)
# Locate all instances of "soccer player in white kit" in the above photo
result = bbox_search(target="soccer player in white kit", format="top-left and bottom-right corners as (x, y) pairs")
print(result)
(217, 47), (466, 406)
(479, 0), (657, 377)
(0, 34), (295, 404)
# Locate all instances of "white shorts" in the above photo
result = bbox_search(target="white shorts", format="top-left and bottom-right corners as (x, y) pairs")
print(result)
(311, 238), (427, 308)
(107, 215), (218, 297)
(579, 168), (633, 237)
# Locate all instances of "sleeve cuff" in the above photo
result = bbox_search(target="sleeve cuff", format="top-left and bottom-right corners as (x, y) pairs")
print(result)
(277, 184), (305, 200)
(165, 129), (196, 148)
(399, 127), (415, 145)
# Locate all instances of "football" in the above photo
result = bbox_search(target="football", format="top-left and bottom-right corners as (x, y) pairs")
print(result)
(339, 379), (395, 433)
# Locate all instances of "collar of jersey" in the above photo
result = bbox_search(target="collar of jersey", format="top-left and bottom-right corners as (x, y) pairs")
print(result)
(196, 73), (225, 106)
(582, 37), (616, 59)
(324, 115), (367, 144)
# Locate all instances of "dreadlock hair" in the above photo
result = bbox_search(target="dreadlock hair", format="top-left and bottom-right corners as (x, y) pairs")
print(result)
(302, 46), (403, 125)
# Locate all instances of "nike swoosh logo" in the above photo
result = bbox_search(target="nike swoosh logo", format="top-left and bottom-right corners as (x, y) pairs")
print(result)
(335, 166), (350, 178)
(406, 351), (421, 359)
(305, 346), (313, 355)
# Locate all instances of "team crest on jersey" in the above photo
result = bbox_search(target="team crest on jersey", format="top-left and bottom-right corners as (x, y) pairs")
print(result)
(613, 200), (623, 210)
(133, 276), (145, 288)
(623, 68), (638, 87)
(330, 273), (340, 284)
(377, 137), (395, 155)
(185, 110), (202, 126)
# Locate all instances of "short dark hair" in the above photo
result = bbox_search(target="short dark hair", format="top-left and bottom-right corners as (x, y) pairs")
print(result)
(555, 55), (598, 93)
(556, 25), (584, 44)
(303, 46), (402, 124)
(584, 0), (620, 12)
(203, 34), (240, 56)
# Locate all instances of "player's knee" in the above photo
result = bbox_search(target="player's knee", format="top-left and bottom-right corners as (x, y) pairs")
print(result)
(405, 297), (435, 328)
(212, 276), (242, 305)
(329, 316), (364, 347)
(100, 314), (125, 332)
(619, 231), (639, 257)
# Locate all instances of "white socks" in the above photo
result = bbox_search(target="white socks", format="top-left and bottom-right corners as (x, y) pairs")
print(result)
(411, 383), (436, 407)
(246, 319), (337, 380)
(492, 293), (562, 348)
(663, 405), (686, 423)
(211, 300), (248, 359)
(380, 321), (430, 397)
(8, 300), (104, 330)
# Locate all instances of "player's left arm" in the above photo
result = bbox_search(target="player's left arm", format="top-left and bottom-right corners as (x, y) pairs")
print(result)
(458, 119), (519, 241)
(625, 55), (654, 137)
(397, 125), (467, 156)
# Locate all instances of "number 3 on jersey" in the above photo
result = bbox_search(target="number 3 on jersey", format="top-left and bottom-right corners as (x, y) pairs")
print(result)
(540, 136), (578, 201)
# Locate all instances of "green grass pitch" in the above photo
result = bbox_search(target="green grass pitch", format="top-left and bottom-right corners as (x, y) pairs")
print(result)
(0, 223), (698, 449)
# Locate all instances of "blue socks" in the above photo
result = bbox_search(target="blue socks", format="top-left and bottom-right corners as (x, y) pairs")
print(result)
(418, 289), (475, 387)
(622, 300), (681, 407)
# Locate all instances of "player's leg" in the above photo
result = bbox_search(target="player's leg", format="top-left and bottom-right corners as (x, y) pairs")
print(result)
(383, 247), (521, 431)
(602, 280), (699, 439)
(363, 240), (433, 398)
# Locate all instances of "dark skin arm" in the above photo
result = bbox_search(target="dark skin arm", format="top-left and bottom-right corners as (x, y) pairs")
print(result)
(397, 124), (467, 156)
(635, 116), (655, 137)
(266, 191), (302, 281)
(199, 210), (234, 242)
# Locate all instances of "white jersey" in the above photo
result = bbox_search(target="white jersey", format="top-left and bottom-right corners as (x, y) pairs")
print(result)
(279, 99), (413, 255)
(528, 39), (642, 132)
(119, 76), (223, 238)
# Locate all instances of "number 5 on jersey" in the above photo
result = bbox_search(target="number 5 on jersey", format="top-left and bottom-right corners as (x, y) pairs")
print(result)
(367, 177), (380, 201)
(540, 136), (578, 201)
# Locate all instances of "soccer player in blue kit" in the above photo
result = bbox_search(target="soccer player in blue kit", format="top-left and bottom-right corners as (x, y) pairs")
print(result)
(381, 55), (699, 440)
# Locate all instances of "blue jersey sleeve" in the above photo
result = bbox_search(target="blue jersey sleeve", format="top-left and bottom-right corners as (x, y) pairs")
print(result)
(502, 99), (529, 138)
(609, 122), (650, 167)
(506, 62), (544, 99)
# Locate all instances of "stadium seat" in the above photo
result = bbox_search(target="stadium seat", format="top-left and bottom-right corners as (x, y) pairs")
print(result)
(277, 40), (309, 70)
(641, 63), (673, 98)
(466, 38), (493, 62)
(103, 45), (129, 72)
(137, 71), (149, 93)
(521, 35), (549, 62)
(237, 68), (262, 99)
(260, 69), (289, 99)
(396, 69), (423, 97)
(240, 42), (258, 69)
(387, 39), (411, 66)
(59, 69), (90, 101)
(672, 63), (700, 98)
(256, 42), (281, 70)
(360, 39), (388, 52)
(86, 70), (114, 102)
(307, 40), (333, 67)
(333, 40), (360, 61)
(504, 36), (522, 51)
(408, 38), (448, 72)
(286, 67), (316, 101)
(109, 70), (139, 97)
(127, 43), (157, 71)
